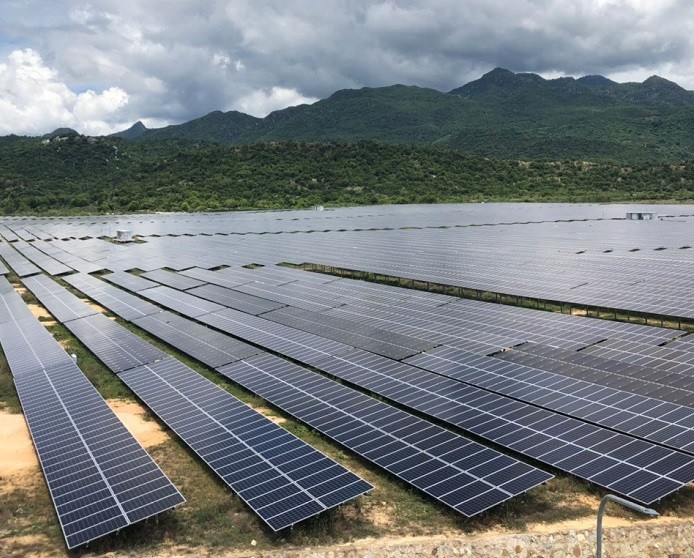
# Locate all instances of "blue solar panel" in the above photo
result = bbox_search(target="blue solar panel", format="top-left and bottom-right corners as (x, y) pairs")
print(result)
(117, 357), (373, 530)
(218, 353), (552, 517)
(0, 287), (184, 549)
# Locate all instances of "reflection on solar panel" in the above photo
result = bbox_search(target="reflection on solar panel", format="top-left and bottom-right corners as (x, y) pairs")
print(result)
(0, 288), (184, 549)
(218, 353), (552, 517)
(119, 357), (372, 530)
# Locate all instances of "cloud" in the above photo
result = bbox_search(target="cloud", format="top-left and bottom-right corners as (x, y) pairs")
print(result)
(0, 48), (129, 135)
(1, 1), (694, 134)
(235, 87), (318, 117)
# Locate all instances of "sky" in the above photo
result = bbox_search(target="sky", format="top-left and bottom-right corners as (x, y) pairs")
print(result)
(0, 0), (692, 136)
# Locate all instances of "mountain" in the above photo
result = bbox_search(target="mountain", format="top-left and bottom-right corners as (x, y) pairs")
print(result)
(141, 110), (261, 143)
(111, 120), (148, 139)
(576, 75), (618, 88)
(42, 127), (79, 138)
(109, 68), (694, 161)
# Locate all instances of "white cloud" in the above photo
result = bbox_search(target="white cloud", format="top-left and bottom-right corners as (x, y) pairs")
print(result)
(235, 86), (318, 117)
(2, 0), (694, 133)
(0, 48), (129, 135)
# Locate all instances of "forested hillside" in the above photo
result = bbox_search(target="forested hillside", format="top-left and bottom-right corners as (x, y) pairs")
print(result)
(1, 134), (692, 215)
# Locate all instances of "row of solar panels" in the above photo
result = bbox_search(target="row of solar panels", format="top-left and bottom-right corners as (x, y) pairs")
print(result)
(41, 269), (694, 505)
(22, 273), (553, 520)
(4, 205), (694, 321)
(16, 274), (375, 533)
(0, 277), (185, 549)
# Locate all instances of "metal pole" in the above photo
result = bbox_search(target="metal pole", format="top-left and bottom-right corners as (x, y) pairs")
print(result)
(596, 494), (658, 558)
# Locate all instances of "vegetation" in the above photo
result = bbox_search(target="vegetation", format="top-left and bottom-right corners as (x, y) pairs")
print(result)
(3, 68), (694, 215)
(1, 135), (694, 215)
(130, 69), (694, 162)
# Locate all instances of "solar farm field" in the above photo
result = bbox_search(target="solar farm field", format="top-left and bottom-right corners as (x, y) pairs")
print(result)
(1, 203), (693, 556)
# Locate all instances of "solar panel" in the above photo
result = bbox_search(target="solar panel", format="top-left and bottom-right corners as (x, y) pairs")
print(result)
(262, 306), (438, 360)
(138, 285), (224, 318)
(187, 283), (287, 315)
(194, 307), (694, 504)
(102, 271), (159, 292)
(132, 311), (261, 368)
(63, 273), (162, 320)
(10, 240), (73, 275)
(117, 357), (373, 530)
(312, 348), (694, 504)
(404, 347), (694, 455)
(218, 353), (552, 517)
(21, 276), (372, 530)
(140, 268), (207, 291)
(231, 280), (343, 312)
(498, 345), (694, 408)
(23, 274), (99, 323)
(0, 241), (41, 276)
(64, 312), (167, 373)
(0, 293), (184, 549)
(11, 362), (185, 548)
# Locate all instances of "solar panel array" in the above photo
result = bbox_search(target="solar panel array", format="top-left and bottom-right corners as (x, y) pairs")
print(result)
(24, 274), (373, 531)
(495, 343), (694, 407)
(404, 347), (694, 454)
(73, 271), (693, 505)
(132, 311), (262, 368)
(218, 353), (552, 517)
(0, 281), (184, 549)
(2, 203), (694, 530)
(118, 357), (373, 530)
(0, 241), (40, 276)
(60, 276), (555, 516)
(63, 273), (163, 320)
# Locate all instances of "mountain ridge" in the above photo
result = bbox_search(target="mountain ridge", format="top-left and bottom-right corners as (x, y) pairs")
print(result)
(8, 68), (694, 161)
(109, 68), (694, 160)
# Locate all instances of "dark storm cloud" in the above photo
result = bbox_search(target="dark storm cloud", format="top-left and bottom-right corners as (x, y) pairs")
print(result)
(0, 0), (692, 134)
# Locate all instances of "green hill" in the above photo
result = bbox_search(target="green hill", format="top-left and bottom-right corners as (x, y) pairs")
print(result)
(1, 135), (692, 215)
(120, 68), (694, 161)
